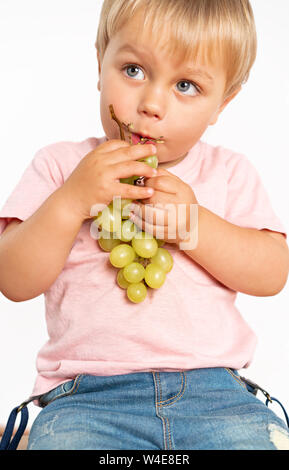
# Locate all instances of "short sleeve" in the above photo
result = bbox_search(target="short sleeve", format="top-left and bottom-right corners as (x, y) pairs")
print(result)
(0, 147), (63, 235)
(225, 153), (287, 239)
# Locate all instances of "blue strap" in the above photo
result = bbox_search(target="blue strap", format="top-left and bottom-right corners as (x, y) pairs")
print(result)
(0, 404), (29, 450)
(240, 376), (289, 429)
(266, 397), (289, 428)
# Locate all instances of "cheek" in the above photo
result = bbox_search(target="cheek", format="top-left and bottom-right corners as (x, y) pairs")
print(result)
(99, 83), (132, 139)
(161, 111), (210, 160)
(175, 109), (212, 140)
(100, 69), (131, 109)
(170, 121), (203, 148)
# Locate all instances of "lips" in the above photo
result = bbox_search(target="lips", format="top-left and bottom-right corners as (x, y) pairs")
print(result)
(131, 133), (158, 145)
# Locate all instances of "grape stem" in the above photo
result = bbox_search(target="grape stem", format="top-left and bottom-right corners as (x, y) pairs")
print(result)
(109, 105), (126, 141)
(109, 104), (164, 144)
(109, 103), (162, 185)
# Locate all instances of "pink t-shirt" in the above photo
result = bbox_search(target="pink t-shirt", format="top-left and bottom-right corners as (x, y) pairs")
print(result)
(0, 137), (287, 398)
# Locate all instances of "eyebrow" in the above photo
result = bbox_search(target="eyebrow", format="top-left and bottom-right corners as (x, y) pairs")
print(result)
(117, 44), (214, 82)
(182, 67), (214, 82)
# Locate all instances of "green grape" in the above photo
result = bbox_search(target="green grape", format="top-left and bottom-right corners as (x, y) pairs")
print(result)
(120, 198), (133, 209)
(118, 219), (139, 242)
(145, 263), (166, 289)
(98, 237), (121, 252)
(107, 127), (172, 299)
(138, 155), (158, 169)
(97, 202), (122, 233)
(150, 247), (173, 273)
(132, 231), (158, 258)
(133, 254), (147, 267)
(120, 176), (138, 185)
(109, 244), (136, 268)
(117, 269), (130, 289)
(123, 262), (145, 283)
(127, 282), (147, 303)
(121, 199), (133, 220)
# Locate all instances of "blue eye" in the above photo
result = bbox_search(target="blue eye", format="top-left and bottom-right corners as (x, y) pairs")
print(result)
(122, 65), (200, 96)
(124, 65), (144, 80)
(177, 80), (199, 96)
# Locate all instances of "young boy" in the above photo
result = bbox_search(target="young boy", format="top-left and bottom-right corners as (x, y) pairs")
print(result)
(0, 0), (289, 450)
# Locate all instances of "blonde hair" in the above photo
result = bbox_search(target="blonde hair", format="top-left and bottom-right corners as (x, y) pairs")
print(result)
(95, 0), (257, 100)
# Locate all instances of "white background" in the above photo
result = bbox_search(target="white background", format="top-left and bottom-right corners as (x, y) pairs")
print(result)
(0, 0), (288, 431)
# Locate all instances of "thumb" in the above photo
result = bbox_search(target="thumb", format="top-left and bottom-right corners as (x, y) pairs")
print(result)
(156, 167), (172, 176)
(156, 167), (180, 181)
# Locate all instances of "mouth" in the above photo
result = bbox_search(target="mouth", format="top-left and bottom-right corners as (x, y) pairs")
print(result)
(109, 105), (164, 145)
(130, 132), (165, 146)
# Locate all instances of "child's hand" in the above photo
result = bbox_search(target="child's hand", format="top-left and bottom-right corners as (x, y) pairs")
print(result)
(61, 139), (158, 221)
(128, 168), (199, 245)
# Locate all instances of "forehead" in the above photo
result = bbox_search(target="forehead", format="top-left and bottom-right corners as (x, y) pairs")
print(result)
(113, 8), (224, 74)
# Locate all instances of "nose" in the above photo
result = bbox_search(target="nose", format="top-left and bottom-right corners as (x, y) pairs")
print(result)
(137, 84), (167, 121)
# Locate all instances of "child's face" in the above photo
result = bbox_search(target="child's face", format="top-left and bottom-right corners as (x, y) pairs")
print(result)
(97, 11), (240, 168)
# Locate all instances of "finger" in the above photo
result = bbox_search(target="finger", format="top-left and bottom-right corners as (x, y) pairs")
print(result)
(129, 202), (169, 227)
(113, 161), (158, 180)
(130, 211), (179, 242)
(129, 212), (167, 240)
(155, 167), (181, 181)
(97, 139), (130, 154)
(116, 183), (155, 201)
(145, 175), (177, 194)
(110, 143), (157, 164)
(138, 189), (177, 206)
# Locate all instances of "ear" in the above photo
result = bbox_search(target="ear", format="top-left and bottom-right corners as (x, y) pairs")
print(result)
(97, 50), (102, 92)
(209, 86), (242, 126)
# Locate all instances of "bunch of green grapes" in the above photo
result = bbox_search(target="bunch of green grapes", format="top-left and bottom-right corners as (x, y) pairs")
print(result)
(94, 155), (174, 303)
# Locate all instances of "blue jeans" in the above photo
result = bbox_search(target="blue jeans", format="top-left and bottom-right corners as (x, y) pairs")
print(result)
(27, 368), (289, 450)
